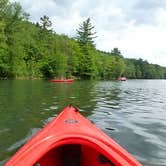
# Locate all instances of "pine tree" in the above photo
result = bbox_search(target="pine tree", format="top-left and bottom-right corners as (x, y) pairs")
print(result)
(76, 18), (98, 79)
(76, 18), (96, 47)
(111, 48), (122, 57)
(40, 15), (52, 30)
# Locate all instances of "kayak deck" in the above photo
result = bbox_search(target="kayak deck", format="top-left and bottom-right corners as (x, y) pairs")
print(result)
(5, 106), (142, 166)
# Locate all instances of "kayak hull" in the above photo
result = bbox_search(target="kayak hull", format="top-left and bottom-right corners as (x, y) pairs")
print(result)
(5, 106), (142, 166)
(50, 79), (74, 83)
(118, 77), (127, 81)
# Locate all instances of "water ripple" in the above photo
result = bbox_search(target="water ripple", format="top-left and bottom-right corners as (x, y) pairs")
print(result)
(1, 80), (166, 166)
(92, 80), (166, 166)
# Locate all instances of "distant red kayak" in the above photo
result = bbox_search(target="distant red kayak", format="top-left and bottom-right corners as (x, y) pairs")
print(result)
(50, 79), (74, 83)
(5, 106), (142, 166)
(118, 77), (127, 81)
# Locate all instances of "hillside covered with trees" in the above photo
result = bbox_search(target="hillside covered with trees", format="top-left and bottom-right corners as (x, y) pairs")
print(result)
(0, 0), (166, 79)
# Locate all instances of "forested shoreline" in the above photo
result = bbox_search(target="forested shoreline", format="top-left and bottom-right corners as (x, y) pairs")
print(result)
(0, 0), (166, 80)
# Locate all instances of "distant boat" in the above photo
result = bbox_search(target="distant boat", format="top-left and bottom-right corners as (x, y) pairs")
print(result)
(118, 77), (127, 81)
(50, 79), (74, 83)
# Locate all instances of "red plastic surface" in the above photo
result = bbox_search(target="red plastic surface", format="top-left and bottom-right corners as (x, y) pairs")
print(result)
(5, 106), (142, 166)
(50, 79), (74, 83)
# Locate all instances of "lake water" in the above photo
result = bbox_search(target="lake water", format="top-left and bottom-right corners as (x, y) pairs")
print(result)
(0, 80), (166, 166)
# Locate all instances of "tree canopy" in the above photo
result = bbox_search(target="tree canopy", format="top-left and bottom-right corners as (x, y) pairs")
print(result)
(0, 1), (166, 79)
(76, 18), (97, 47)
(40, 15), (52, 30)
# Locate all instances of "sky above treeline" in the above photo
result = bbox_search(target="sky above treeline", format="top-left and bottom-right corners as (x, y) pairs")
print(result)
(11, 0), (166, 67)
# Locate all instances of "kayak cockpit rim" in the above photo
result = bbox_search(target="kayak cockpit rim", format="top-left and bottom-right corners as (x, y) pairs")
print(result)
(32, 136), (139, 166)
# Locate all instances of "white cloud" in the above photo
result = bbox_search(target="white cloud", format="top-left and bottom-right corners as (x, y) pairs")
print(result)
(155, 8), (166, 27)
(51, 14), (82, 36)
(96, 21), (166, 66)
(10, 0), (166, 67)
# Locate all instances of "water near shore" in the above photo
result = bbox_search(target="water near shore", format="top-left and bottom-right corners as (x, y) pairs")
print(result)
(0, 80), (166, 166)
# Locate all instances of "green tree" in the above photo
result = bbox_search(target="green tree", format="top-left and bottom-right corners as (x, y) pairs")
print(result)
(40, 15), (52, 30)
(76, 18), (98, 79)
(111, 47), (122, 57)
(1, 0), (166, 80)
(76, 18), (96, 47)
(0, 0), (8, 18)
(0, 20), (10, 78)
(124, 59), (136, 78)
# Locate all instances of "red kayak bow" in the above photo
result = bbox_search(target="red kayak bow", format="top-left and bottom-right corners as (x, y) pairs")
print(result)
(5, 105), (142, 166)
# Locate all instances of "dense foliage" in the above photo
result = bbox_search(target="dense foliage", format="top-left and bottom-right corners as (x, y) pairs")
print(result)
(0, 0), (166, 79)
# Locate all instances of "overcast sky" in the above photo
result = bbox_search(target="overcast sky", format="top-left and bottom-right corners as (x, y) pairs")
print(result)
(11, 0), (166, 67)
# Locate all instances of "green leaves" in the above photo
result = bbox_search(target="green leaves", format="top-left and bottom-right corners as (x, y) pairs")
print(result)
(0, 1), (166, 79)
(76, 18), (98, 79)
(40, 15), (52, 30)
(76, 18), (97, 47)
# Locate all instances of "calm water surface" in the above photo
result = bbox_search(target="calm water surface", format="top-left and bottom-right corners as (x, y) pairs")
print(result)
(0, 80), (166, 166)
